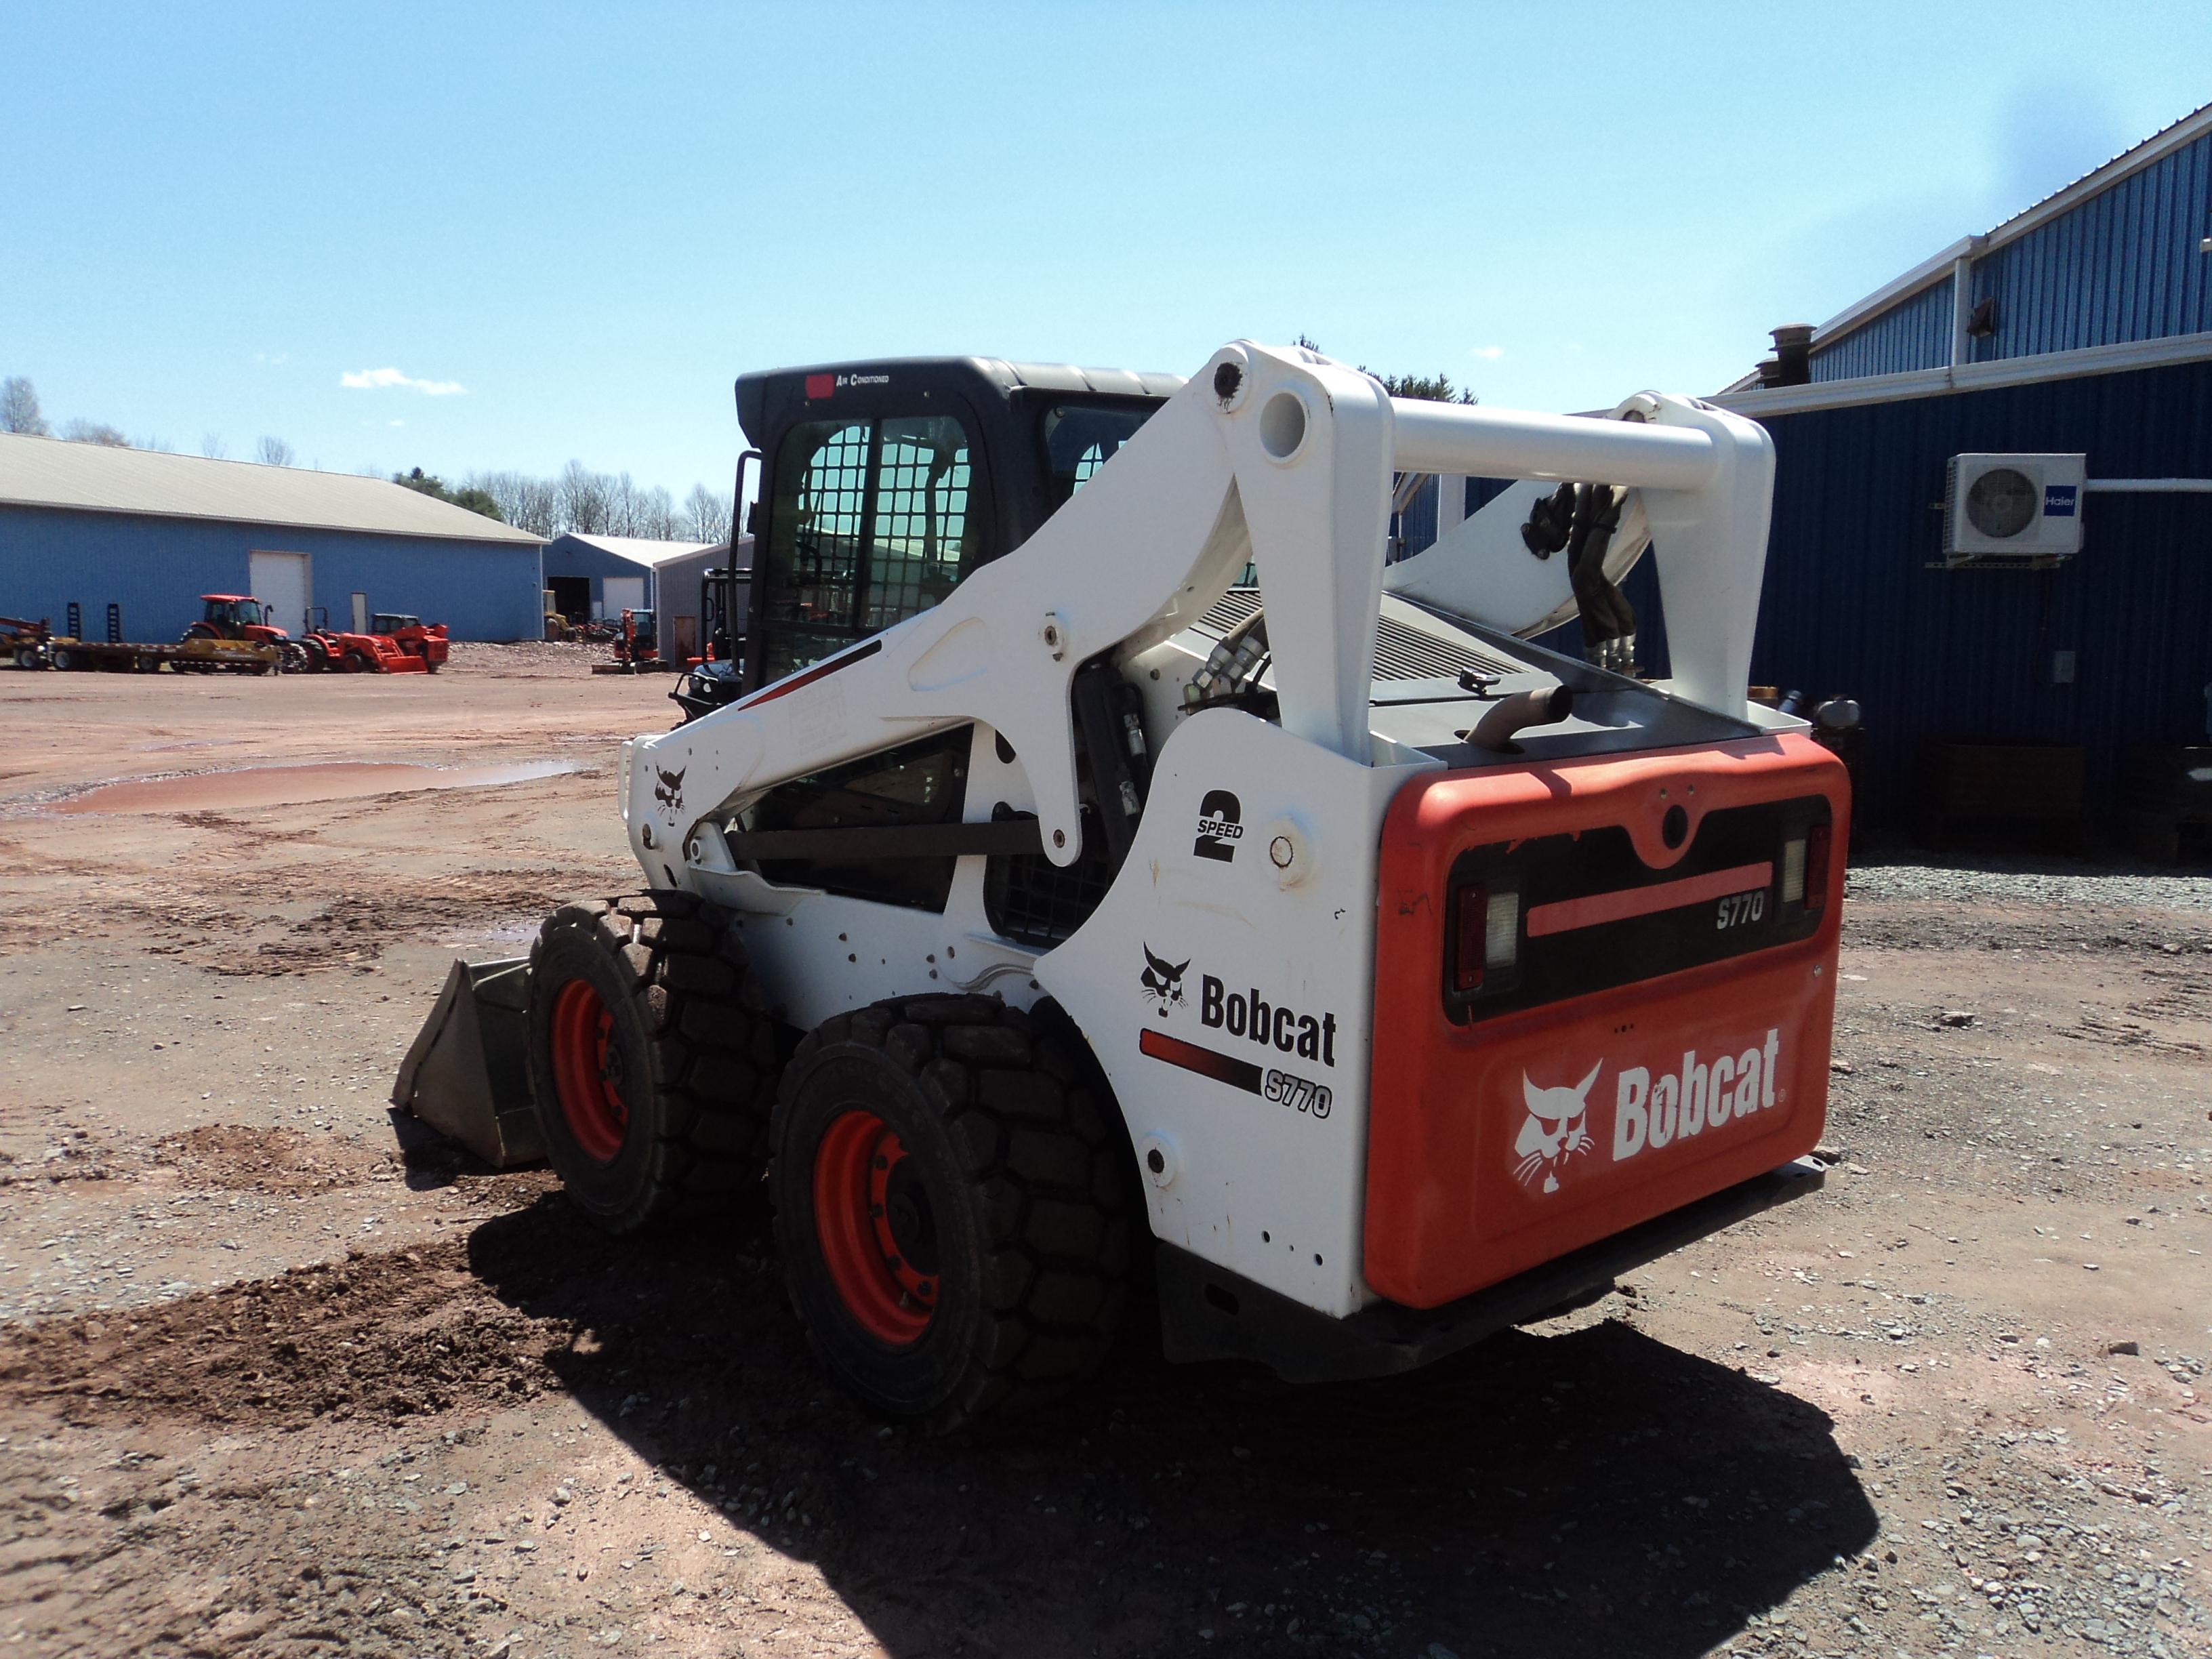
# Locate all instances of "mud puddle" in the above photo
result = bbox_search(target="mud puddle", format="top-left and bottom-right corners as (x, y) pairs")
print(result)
(49, 759), (582, 815)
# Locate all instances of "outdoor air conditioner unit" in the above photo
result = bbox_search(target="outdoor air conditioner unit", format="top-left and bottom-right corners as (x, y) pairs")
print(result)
(1942, 453), (2086, 566)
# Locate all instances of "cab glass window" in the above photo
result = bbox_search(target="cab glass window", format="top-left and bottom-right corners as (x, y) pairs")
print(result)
(1040, 403), (1155, 511)
(758, 414), (979, 682)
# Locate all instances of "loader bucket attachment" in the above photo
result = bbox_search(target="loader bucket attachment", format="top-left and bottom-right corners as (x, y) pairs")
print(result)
(390, 956), (545, 1168)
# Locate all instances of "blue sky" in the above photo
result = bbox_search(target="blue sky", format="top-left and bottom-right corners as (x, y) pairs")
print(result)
(5, 2), (2207, 504)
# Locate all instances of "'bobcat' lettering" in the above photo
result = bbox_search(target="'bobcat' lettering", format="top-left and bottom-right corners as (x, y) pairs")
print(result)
(1200, 974), (1337, 1067)
(1612, 1029), (1782, 1162)
(1512, 1029), (1787, 1196)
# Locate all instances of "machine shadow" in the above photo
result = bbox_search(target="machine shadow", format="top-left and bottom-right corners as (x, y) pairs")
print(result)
(469, 1196), (1875, 1658)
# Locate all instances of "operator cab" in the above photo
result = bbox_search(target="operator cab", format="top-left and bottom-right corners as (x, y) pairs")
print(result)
(736, 358), (1182, 694)
(192, 594), (285, 640)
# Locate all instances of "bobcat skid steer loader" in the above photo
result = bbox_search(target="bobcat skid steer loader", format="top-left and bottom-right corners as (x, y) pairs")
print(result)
(396, 341), (1845, 1429)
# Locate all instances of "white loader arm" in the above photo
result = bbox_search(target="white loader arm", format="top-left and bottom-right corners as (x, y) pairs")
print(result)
(623, 346), (1774, 875)
(1382, 393), (1775, 712)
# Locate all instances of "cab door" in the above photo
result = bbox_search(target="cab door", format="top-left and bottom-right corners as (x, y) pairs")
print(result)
(748, 407), (991, 690)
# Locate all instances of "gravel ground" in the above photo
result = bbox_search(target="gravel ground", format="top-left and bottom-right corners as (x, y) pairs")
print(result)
(0, 659), (2207, 1658)
(445, 640), (636, 680)
(1847, 851), (2212, 914)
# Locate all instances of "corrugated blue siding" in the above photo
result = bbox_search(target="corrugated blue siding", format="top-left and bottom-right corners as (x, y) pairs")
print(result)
(0, 508), (543, 642)
(1970, 128), (2212, 362)
(1743, 356), (2212, 825)
(1427, 362), (2212, 827)
(1810, 276), (1955, 382)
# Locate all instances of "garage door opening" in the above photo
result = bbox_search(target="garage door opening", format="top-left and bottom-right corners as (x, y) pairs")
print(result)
(548, 577), (591, 623)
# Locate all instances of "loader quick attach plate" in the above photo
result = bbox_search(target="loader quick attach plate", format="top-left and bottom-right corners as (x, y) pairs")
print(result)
(390, 957), (544, 1168)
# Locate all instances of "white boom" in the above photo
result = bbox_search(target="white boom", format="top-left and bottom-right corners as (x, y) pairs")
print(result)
(626, 344), (1777, 880)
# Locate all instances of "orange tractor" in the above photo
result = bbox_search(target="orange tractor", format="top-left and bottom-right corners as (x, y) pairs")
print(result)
(298, 608), (449, 673)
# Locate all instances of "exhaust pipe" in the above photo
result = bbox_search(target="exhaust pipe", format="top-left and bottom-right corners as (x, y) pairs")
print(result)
(1462, 684), (1575, 750)
(1770, 323), (1815, 388)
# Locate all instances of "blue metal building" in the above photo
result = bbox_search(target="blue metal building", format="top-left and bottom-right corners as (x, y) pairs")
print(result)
(541, 532), (720, 658)
(1409, 104), (2212, 832)
(1705, 101), (2212, 828)
(542, 532), (674, 621)
(0, 436), (544, 642)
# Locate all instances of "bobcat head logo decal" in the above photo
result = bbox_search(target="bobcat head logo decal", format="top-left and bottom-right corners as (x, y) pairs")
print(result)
(1514, 1061), (1599, 1194)
(653, 766), (686, 821)
(1139, 944), (1189, 1017)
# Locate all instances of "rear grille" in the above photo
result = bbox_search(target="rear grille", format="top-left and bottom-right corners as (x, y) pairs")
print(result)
(1444, 796), (1832, 1025)
(1196, 590), (1264, 635)
(1193, 589), (1515, 682)
(1373, 617), (1514, 682)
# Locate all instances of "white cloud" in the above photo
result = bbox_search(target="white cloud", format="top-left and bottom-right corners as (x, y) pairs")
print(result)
(1469, 345), (1506, 361)
(340, 366), (466, 396)
(388, 419), (405, 428)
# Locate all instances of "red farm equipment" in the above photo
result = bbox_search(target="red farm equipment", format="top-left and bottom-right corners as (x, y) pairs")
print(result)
(299, 608), (446, 674)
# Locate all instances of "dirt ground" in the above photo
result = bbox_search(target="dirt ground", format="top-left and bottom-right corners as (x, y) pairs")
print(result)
(1, 646), (2207, 1659)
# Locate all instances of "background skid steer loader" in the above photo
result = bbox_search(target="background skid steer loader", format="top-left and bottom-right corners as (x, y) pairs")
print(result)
(396, 341), (1845, 1429)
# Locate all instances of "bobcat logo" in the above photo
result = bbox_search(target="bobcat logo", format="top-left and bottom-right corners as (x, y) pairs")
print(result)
(1139, 944), (1189, 1017)
(1514, 1061), (1599, 1194)
(653, 766), (686, 819)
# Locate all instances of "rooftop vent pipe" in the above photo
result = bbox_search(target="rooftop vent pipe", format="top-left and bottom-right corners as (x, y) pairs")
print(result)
(1770, 323), (1815, 388)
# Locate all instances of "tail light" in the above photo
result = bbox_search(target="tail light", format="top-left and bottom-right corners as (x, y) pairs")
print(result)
(1779, 823), (1832, 912)
(1452, 884), (1521, 992)
(1803, 823), (1832, 913)
(1453, 884), (1486, 991)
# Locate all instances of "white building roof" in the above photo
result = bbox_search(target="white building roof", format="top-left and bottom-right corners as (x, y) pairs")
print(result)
(552, 531), (722, 569)
(0, 434), (543, 544)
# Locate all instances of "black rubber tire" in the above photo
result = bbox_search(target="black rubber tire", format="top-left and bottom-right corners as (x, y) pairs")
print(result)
(526, 890), (779, 1235)
(51, 647), (81, 672)
(772, 994), (1136, 1431)
(341, 650), (371, 674)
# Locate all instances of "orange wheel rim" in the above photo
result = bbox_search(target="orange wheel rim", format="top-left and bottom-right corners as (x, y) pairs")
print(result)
(550, 978), (628, 1161)
(813, 1109), (937, 1346)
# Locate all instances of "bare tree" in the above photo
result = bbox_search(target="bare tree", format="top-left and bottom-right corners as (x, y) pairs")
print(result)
(607, 472), (641, 537)
(513, 476), (559, 537)
(134, 434), (176, 453)
(682, 483), (733, 544)
(462, 462), (698, 540)
(62, 419), (129, 447)
(256, 436), (295, 467)
(468, 470), (563, 537)
(557, 460), (611, 533)
(201, 433), (228, 459)
(639, 485), (678, 540)
(1, 377), (49, 436)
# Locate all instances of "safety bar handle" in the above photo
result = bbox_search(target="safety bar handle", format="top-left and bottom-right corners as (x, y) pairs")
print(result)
(1389, 398), (1719, 491)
